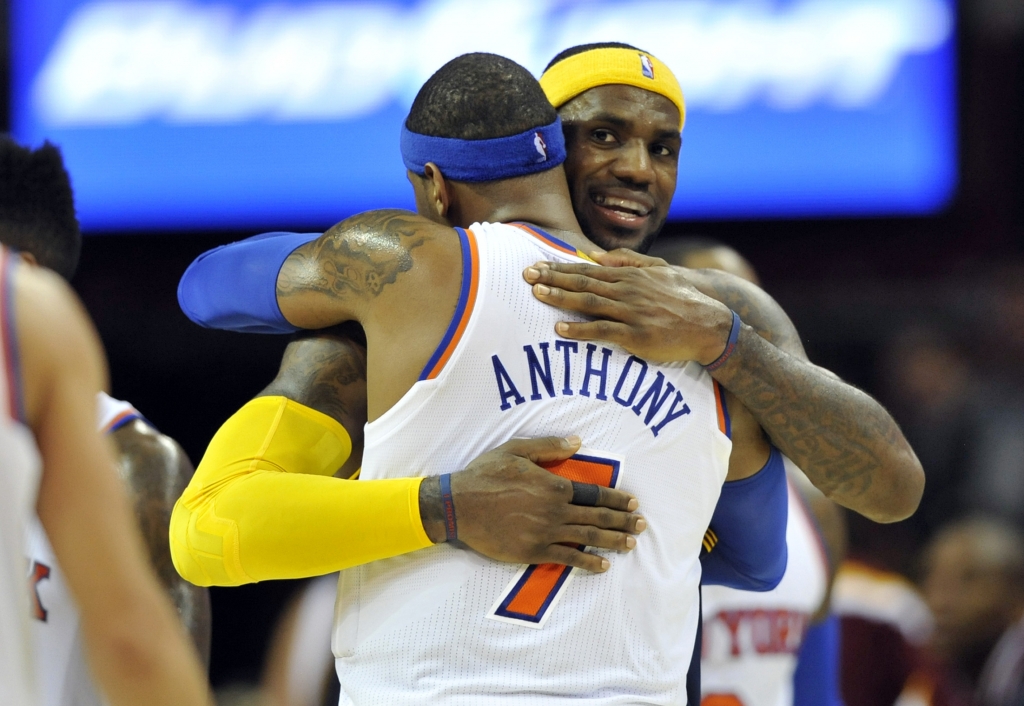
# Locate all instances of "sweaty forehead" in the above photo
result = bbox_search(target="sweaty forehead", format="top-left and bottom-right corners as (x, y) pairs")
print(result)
(559, 84), (681, 134)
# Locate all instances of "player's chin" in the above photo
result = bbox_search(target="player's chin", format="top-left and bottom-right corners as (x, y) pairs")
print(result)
(583, 211), (661, 255)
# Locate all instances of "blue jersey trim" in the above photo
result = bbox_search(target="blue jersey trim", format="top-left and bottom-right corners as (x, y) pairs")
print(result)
(494, 564), (574, 624)
(720, 385), (732, 438)
(104, 412), (151, 434)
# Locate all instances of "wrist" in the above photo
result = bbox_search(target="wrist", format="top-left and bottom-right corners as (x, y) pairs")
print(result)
(418, 476), (447, 544)
(699, 305), (738, 367)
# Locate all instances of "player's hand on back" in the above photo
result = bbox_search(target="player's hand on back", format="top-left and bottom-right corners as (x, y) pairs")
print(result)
(523, 253), (734, 365)
(419, 436), (646, 573)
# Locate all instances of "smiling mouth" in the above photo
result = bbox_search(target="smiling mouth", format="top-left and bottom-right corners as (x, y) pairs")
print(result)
(590, 193), (654, 230)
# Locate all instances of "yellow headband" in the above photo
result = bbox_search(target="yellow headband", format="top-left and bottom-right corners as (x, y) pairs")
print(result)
(540, 47), (686, 130)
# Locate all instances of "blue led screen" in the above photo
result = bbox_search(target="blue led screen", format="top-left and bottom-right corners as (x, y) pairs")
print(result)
(12, 0), (957, 232)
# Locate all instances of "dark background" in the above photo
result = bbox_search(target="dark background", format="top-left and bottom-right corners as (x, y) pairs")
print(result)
(4, 0), (1024, 690)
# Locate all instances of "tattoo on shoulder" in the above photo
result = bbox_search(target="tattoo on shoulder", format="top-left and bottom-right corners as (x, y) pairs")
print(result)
(278, 209), (429, 303)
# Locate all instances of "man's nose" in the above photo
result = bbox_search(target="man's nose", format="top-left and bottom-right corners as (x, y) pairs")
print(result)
(610, 140), (655, 186)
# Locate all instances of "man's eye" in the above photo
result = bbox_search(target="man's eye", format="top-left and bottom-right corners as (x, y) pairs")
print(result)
(592, 129), (616, 143)
(652, 144), (674, 157)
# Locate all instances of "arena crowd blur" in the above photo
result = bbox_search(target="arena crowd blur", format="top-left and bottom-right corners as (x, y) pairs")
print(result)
(2, 0), (1024, 704)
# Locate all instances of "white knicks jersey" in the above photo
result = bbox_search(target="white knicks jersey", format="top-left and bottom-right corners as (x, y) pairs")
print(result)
(25, 393), (143, 706)
(700, 458), (830, 706)
(1, 247), (42, 705)
(335, 223), (732, 705)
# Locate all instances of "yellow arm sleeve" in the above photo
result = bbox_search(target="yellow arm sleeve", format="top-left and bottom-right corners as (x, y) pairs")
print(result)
(169, 396), (433, 587)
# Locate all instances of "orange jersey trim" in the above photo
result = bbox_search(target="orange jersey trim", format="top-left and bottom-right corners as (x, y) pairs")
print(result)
(713, 380), (731, 438)
(420, 227), (480, 381)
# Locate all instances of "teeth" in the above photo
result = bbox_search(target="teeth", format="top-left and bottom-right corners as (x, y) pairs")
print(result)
(593, 193), (648, 216)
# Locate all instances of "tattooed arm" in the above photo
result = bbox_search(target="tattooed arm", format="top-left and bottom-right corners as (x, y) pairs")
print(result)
(524, 253), (923, 523)
(686, 267), (922, 522)
(258, 323), (369, 479)
(275, 209), (438, 330)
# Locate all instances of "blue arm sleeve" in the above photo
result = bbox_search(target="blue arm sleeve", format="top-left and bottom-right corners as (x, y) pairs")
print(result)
(793, 613), (844, 706)
(177, 231), (320, 333)
(700, 446), (788, 591)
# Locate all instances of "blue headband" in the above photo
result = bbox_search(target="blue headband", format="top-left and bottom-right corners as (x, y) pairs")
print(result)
(400, 117), (566, 182)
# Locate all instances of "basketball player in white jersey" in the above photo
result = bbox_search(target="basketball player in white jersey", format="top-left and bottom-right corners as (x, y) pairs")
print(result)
(0, 243), (212, 705)
(0, 137), (211, 703)
(176, 53), (784, 703)
(251, 252), (845, 706)
(649, 239), (847, 706)
(0, 250), (43, 705)
(23, 394), (207, 706)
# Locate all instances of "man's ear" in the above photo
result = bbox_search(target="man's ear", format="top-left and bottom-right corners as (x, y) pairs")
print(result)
(423, 162), (451, 220)
(17, 252), (39, 267)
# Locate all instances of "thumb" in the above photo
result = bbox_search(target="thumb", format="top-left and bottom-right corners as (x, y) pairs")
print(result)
(504, 435), (582, 464)
(591, 249), (667, 269)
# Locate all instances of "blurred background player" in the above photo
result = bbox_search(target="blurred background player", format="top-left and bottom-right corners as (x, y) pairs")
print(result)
(0, 252), (43, 705)
(263, 573), (340, 706)
(652, 237), (848, 706)
(0, 136), (212, 702)
(0, 242), (212, 704)
(831, 553), (934, 706)
(896, 518), (1024, 706)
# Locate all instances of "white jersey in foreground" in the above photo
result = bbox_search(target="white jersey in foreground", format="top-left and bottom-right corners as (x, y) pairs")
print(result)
(0, 248), (42, 706)
(701, 457), (830, 706)
(25, 393), (143, 706)
(335, 222), (732, 705)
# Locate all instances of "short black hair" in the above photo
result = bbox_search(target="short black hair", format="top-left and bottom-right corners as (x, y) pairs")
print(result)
(406, 53), (556, 140)
(0, 137), (81, 280)
(544, 42), (650, 73)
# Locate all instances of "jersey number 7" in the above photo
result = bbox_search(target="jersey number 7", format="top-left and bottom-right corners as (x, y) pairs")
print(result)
(487, 450), (623, 629)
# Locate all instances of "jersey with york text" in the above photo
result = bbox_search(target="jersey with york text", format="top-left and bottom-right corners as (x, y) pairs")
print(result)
(701, 457), (830, 706)
(334, 222), (732, 705)
(25, 393), (144, 706)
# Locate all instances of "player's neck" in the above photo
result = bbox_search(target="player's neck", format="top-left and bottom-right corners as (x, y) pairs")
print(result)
(457, 169), (597, 253)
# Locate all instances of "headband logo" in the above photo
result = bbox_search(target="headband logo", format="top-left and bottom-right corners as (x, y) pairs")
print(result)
(533, 132), (548, 162)
(640, 54), (655, 79)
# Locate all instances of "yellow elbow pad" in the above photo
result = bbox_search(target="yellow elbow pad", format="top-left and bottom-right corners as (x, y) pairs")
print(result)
(171, 397), (431, 586)
(194, 395), (352, 485)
